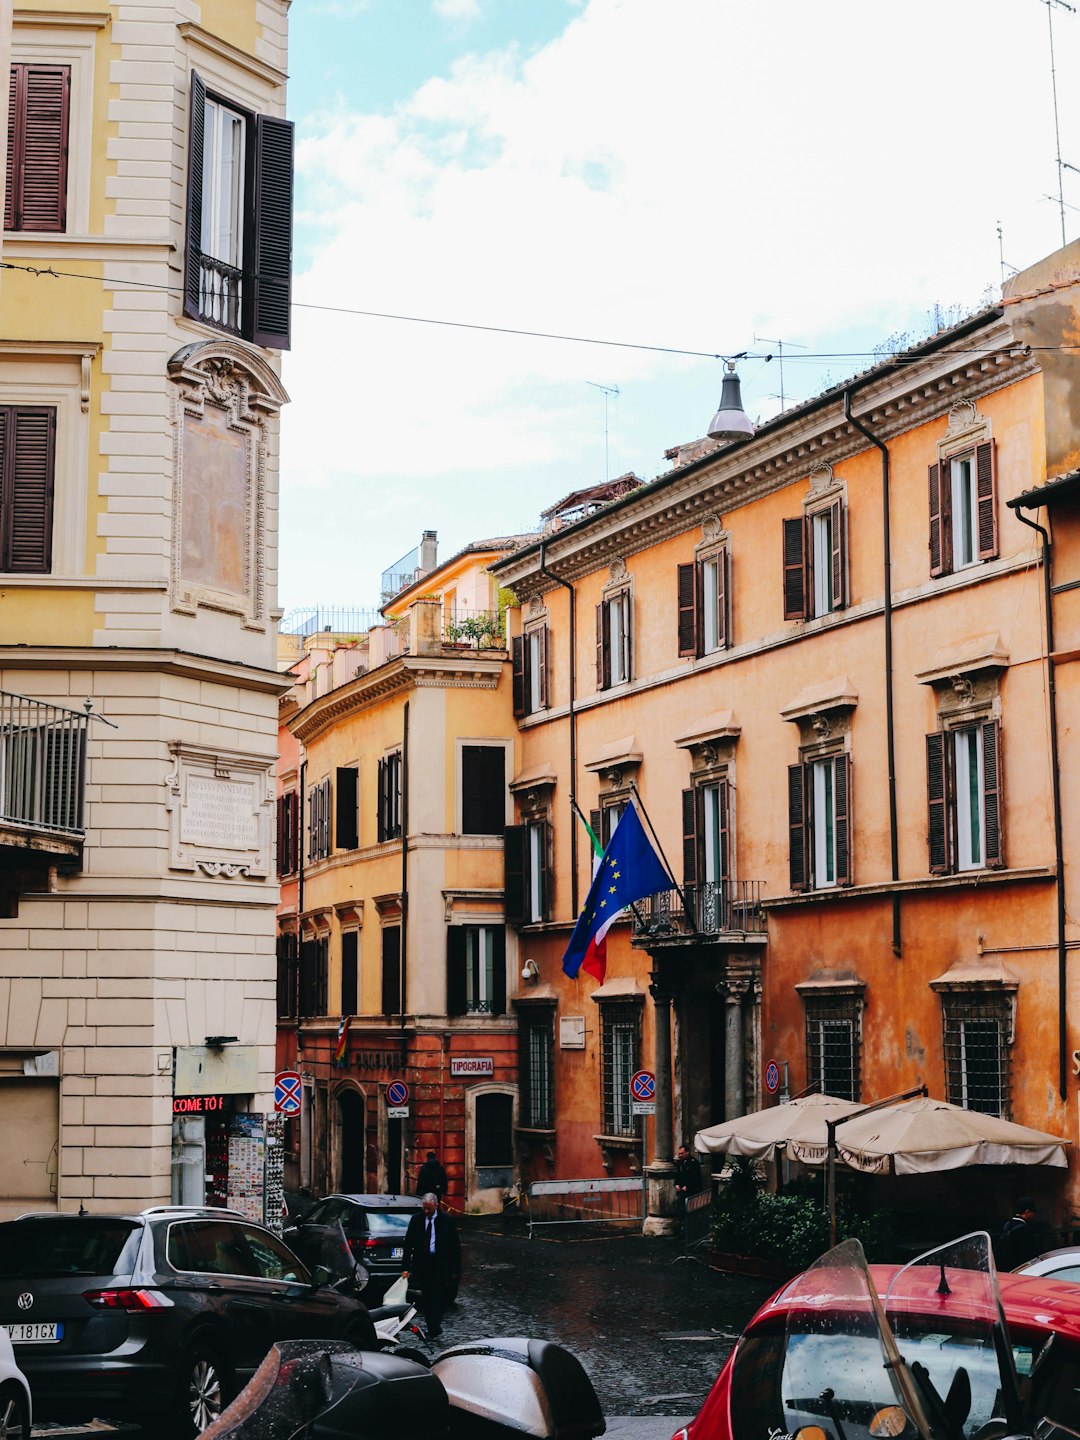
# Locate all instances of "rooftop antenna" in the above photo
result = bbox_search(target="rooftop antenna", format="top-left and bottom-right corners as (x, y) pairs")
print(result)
(586, 381), (620, 482)
(753, 335), (805, 412)
(997, 221), (1019, 288)
(1039, 0), (1076, 248)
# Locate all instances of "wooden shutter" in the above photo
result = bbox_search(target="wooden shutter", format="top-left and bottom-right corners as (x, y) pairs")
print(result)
(538, 819), (553, 921)
(783, 517), (807, 620)
(316, 936), (328, 1014)
(381, 926), (401, 1016)
(340, 930), (358, 1015)
(717, 778), (730, 883)
(250, 114), (294, 349)
(511, 635), (526, 716)
(184, 72), (206, 321)
(982, 718), (1004, 868)
(589, 810), (603, 858)
(503, 825), (527, 923)
(284, 790), (298, 873)
(536, 624), (549, 708)
(976, 440), (998, 561)
(335, 766), (358, 850)
(926, 732), (950, 875)
(596, 601), (610, 690)
(4, 68), (17, 232)
(788, 763), (808, 891)
(18, 66), (69, 232)
(490, 928), (506, 1015)
(276, 795), (286, 878)
(446, 927), (467, 1015)
(621, 593), (633, 682)
(677, 563), (697, 656)
(307, 785), (318, 860)
(298, 938), (317, 1016)
(716, 550), (729, 650)
(834, 753), (852, 886)
(928, 462), (944, 577)
(377, 757), (387, 842)
(830, 496), (846, 610)
(1, 408), (55, 574)
(319, 777), (331, 856)
(681, 788), (697, 888)
(462, 745), (505, 834)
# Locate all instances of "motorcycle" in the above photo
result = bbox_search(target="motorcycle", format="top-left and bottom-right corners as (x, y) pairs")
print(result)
(201, 1334), (606, 1440)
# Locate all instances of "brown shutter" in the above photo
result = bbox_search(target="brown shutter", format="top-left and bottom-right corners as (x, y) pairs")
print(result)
(928, 463), (944, 577)
(5, 67), (20, 232)
(788, 763), (808, 891)
(982, 718), (1004, 869)
(320, 776), (331, 856)
(2, 408), (55, 574)
(926, 732), (950, 875)
(381, 926), (401, 1017)
(377, 756), (387, 842)
(717, 778), (730, 883)
(596, 600), (610, 690)
(298, 938), (317, 1016)
(536, 624), (549, 708)
(503, 825), (526, 923)
(834, 753), (852, 886)
(446, 927), (467, 1016)
(830, 496), (845, 610)
(677, 563), (697, 657)
(17, 65), (69, 232)
(250, 114), (294, 349)
(184, 73), (206, 321)
(681, 788), (697, 888)
(490, 927), (506, 1015)
(589, 810), (603, 855)
(276, 795), (286, 879)
(621, 592), (632, 682)
(539, 819), (553, 920)
(976, 440), (998, 561)
(717, 549), (729, 649)
(335, 766), (358, 850)
(783, 517), (807, 620)
(340, 930), (358, 1015)
(511, 635), (525, 716)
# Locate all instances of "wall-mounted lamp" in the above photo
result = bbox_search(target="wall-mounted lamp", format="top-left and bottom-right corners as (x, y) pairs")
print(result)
(708, 361), (755, 442)
(205, 1035), (239, 1049)
(521, 958), (540, 982)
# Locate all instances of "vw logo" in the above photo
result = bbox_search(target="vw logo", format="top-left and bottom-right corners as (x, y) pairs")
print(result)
(17, 1293), (32, 1311)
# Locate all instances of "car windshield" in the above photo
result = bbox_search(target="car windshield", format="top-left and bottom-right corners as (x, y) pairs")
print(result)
(0, 1219), (142, 1278)
(363, 1211), (413, 1237)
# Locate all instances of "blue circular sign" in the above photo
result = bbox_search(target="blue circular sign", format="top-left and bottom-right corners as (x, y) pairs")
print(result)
(630, 1069), (656, 1102)
(764, 1060), (781, 1095)
(386, 1079), (409, 1107)
(274, 1071), (302, 1115)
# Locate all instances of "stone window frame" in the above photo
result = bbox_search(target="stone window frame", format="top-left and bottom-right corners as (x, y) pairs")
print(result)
(783, 463), (849, 622)
(596, 556), (634, 691)
(796, 978), (866, 1102)
(930, 401), (998, 579)
(782, 686), (857, 893)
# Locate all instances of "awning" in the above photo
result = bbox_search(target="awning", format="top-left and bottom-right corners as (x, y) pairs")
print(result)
(694, 1092), (862, 1161)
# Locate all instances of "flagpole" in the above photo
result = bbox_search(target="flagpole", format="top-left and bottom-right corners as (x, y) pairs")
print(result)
(628, 780), (692, 919)
(570, 796), (646, 926)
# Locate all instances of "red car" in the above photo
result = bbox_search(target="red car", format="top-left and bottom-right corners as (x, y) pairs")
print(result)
(676, 1231), (1080, 1440)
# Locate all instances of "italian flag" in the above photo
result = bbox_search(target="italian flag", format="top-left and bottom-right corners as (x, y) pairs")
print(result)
(580, 812), (617, 982)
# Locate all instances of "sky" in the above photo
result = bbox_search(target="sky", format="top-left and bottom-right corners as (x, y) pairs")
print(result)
(278, 0), (1080, 615)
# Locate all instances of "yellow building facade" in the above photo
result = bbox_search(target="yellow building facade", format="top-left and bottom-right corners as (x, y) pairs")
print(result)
(0, 1), (291, 1219)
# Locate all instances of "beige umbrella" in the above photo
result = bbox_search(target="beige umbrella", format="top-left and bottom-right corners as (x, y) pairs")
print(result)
(830, 1096), (1068, 1176)
(694, 1092), (863, 1161)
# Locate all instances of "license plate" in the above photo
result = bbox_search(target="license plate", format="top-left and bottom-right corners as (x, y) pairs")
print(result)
(391, 1247), (403, 1259)
(6, 1322), (63, 1343)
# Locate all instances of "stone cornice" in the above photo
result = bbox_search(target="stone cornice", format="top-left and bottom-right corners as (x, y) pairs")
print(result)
(290, 652), (505, 743)
(177, 21), (288, 88)
(0, 646), (289, 695)
(495, 317), (1036, 596)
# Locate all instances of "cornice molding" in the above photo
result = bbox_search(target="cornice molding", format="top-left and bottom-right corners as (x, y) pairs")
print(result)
(14, 9), (110, 28)
(177, 21), (288, 88)
(0, 646), (288, 695)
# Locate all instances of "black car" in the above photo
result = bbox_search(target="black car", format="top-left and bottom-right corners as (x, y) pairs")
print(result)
(285, 1194), (443, 1303)
(0, 1206), (377, 1437)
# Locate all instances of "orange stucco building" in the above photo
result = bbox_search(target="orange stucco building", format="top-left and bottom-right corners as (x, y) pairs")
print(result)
(491, 238), (1080, 1235)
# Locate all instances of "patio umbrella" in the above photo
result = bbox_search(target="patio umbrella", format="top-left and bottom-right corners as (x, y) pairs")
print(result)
(693, 1092), (863, 1161)
(829, 1096), (1068, 1176)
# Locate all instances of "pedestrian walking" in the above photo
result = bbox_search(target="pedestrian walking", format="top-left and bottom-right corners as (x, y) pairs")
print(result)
(415, 1149), (448, 1201)
(995, 1196), (1042, 1271)
(674, 1143), (702, 1212)
(402, 1192), (461, 1338)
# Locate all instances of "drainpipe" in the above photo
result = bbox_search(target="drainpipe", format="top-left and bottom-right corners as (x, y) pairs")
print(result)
(843, 391), (902, 958)
(297, 758), (306, 1043)
(400, 701), (410, 1050)
(1009, 503), (1067, 1099)
(538, 541), (578, 913)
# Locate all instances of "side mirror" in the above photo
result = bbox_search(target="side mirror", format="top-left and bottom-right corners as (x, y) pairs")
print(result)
(310, 1264), (333, 1288)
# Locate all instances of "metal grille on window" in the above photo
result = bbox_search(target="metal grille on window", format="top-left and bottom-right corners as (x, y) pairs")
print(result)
(602, 1003), (640, 1138)
(942, 995), (1011, 1118)
(805, 996), (860, 1102)
(525, 1020), (553, 1128)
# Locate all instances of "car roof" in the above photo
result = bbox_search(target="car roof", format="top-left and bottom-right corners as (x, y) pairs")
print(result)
(1021, 1246), (1080, 1270)
(11, 1207), (251, 1224)
(322, 1194), (422, 1209)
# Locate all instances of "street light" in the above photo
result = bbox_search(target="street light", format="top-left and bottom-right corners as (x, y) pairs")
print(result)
(707, 361), (755, 442)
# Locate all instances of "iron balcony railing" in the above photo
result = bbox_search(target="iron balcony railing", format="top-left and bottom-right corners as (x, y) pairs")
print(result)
(0, 691), (89, 836)
(199, 256), (243, 334)
(632, 879), (766, 939)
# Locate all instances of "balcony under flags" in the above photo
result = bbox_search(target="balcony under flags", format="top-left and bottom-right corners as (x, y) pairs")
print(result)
(632, 878), (767, 942)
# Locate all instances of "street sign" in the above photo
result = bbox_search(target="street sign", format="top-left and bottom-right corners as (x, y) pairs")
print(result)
(387, 1106), (410, 1120)
(764, 1059), (781, 1095)
(386, 1079), (409, 1107)
(274, 1071), (303, 1116)
(630, 1070), (656, 1104)
(631, 1101), (656, 1116)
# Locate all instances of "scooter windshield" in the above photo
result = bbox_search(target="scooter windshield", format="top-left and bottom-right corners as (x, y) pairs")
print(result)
(883, 1231), (1025, 1440)
(765, 1238), (934, 1440)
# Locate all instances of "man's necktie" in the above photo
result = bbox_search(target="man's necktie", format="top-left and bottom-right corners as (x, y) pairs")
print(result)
(426, 1217), (434, 1253)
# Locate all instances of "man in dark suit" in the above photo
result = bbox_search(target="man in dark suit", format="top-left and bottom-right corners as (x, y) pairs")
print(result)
(402, 1192), (461, 1337)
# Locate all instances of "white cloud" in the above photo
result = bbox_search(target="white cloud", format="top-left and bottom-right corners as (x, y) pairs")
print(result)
(282, 0), (1080, 602)
(433, 0), (482, 20)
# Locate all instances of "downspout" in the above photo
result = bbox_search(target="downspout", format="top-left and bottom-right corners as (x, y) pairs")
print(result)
(843, 391), (902, 957)
(297, 758), (306, 1043)
(538, 541), (578, 913)
(1009, 503), (1068, 1099)
(400, 700), (410, 1054)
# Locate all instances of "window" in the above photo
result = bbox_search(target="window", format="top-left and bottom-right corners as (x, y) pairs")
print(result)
(185, 72), (294, 349)
(804, 994), (861, 1101)
(926, 720), (1003, 875)
(377, 752), (402, 842)
(340, 930), (358, 1015)
(276, 932), (297, 1020)
(601, 1002), (641, 1137)
(335, 767), (358, 850)
(788, 753), (851, 892)
(596, 589), (631, 690)
(5, 64), (69, 233)
(677, 551), (729, 658)
(929, 442), (997, 577)
(461, 745), (506, 834)
(512, 625), (549, 717)
(0, 406), (55, 573)
(447, 925), (506, 1016)
(680, 781), (731, 929)
(380, 925), (401, 1016)
(519, 1012), (554, 1127)
(276, 790), (299, 877)
(504, 820), (552, 925)
(590, 800), (627, 850)
(783, 496), (846, 620)
(941, 992), (1011, 1117)
(307, 777), (331, 861)
(475, 1092), (514, 1168)
(298, 935), (328, 1018)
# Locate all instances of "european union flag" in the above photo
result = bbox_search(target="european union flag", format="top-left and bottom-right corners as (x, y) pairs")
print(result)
(561, 801), (671, 979)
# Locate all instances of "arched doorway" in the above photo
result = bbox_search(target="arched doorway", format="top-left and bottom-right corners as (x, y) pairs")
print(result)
(335, 1087), (366, 1193)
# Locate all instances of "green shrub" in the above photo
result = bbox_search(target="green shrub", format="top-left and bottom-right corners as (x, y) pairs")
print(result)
(709, 1184), (896, 1270)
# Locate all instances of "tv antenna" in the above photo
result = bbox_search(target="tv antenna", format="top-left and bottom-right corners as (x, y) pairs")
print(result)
(1039, 0), (1076, 248)
(753, 335), (805, 412)
(997, 221), (1019, 288)
(586, 381), (620, 482)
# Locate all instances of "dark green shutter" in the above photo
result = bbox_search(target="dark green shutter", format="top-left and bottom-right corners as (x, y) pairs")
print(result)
(788, 764), (808, 891)
(250, 114), (294, 349)
(340, 930), (358, 1015)
(381, 926), (401, 1017)
(926, 732), (950, 875)
(504, 825), (527, 923)
(982, 719), (1004, 868)
(490, 928), (506, 1015)
(336, 766), (358, 850)
(681, 788), (697, 888)
(183, 72), (206, 321)
(834, 753), (851, 886)
(447, 927), (467, 1015)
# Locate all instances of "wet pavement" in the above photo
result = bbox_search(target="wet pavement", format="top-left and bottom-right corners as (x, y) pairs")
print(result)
(32, 1216), (773, 1438)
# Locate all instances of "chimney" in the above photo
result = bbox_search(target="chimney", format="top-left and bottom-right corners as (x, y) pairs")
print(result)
(419, 530), (438, 575)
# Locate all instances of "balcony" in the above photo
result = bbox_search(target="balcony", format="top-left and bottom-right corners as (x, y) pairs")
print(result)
(632, 880), (767, 944)
(199, 256), (243, 334)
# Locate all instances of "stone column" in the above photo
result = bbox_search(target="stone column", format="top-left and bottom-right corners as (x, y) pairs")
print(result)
(643, 978), (677, 1236)
(724, 980), (748, 1120)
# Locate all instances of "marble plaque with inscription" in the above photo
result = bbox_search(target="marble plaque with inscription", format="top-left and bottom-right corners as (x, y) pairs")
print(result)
(166, 744), (273, 879)
(181, 775), (259, 851)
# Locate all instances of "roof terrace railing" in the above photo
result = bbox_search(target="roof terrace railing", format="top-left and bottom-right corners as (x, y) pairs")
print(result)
(0, 691), (89, 837)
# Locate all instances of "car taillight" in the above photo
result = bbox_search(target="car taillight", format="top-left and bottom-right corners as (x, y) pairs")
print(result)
(82, 1288), (173, 1311)
(347, 1237), (378, 1254)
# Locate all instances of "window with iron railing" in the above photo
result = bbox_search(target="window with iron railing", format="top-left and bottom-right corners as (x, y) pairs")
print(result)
(941, 992), (1012, 1118)
(804, 994), (861, 1102)
(520, 1014), (554, 1128)
(601, 1002), (641, 1138)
